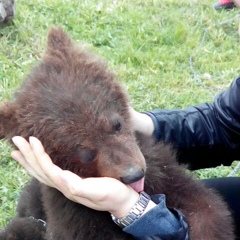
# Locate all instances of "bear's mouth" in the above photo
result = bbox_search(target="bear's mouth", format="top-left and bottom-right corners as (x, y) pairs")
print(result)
(128, 177), (144, 193)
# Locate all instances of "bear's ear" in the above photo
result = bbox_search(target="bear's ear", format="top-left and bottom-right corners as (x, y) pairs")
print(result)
(46, 27), (73, 52)
(0, 102), (17, 139)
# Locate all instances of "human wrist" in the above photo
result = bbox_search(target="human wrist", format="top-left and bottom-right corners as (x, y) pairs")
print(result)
(142, 198), (156, 216)
(111, 191), (155, 228)
(110, 188), (139, 218)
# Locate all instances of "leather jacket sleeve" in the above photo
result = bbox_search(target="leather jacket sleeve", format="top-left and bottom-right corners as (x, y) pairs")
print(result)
(123, 194), (189, 240)
(145, 76), (240, 170)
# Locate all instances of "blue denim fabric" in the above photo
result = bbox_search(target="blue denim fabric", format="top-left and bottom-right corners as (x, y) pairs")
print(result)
(123, 194), (189, 240)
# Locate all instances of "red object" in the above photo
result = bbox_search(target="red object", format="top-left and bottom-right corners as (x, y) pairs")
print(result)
(213, 0), (235, 9)
(218, 0), (233, 4)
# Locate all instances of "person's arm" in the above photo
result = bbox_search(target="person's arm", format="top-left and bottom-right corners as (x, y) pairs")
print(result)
(131, 77), (240, 170)
(11, 136), (189, 240)
(124, 195), (189, 240)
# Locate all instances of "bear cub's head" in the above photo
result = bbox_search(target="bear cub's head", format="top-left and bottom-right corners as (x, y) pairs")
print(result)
(0, 27), (146, 192)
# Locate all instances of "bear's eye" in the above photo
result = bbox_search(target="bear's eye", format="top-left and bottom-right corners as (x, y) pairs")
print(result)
(78, 149), (97, 163)
(113, 120), (122, 133)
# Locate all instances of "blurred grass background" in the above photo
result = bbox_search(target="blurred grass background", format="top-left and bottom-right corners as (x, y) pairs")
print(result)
(0, 0), (240, 226)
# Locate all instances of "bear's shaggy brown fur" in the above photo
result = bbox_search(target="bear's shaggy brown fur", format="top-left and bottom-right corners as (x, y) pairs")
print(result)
(0, 28), (235, 240)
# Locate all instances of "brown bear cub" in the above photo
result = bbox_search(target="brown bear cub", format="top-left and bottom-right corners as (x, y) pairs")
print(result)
(0, 28), (235, 240)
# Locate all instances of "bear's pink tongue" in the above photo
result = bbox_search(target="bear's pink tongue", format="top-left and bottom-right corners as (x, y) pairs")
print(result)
(129, 177), (144, 193)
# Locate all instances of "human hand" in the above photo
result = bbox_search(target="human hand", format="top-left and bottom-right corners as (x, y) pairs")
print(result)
(11, 136), (143, 218)
(129, 107), (154, 136)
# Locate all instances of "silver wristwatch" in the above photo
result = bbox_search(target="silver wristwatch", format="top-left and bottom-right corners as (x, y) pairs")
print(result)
(111, 191), (151, 228)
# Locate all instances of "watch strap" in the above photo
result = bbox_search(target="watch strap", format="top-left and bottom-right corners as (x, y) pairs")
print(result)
(111, 191), (150, 228)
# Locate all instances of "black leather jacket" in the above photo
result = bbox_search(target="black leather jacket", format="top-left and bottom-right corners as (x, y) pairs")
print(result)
(125, 77), (240, 240)
(147, 76), (240, 170)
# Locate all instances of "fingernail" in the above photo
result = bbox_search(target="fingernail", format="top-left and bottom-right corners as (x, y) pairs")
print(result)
(12, 136), (20, 146)
(29, 136), (35, 147)
(29, 136), (33, 143)
(29, 136), (41, 148)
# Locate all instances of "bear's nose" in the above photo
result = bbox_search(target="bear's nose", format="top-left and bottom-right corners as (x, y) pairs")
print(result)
(120, 168), (145, 184)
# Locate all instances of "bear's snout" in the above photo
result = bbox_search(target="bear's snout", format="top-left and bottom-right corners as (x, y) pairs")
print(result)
(120, 167), (144, 184)
(120, 166), (145, 192)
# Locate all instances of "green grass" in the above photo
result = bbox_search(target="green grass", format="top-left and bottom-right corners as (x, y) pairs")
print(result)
(0, 0), (240, 226)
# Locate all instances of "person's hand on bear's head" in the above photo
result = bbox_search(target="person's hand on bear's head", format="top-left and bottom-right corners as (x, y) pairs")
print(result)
(11, 136), (155, 218)
(129, 107), (154, 136)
